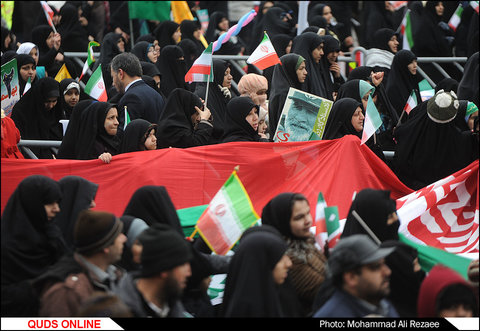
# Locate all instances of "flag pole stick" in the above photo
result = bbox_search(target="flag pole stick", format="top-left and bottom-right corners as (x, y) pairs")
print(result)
(352, 210), (382, 245)
(396, 109), (406, 127)
(188, 228), (198, 241)
(204, 71), (210, 108)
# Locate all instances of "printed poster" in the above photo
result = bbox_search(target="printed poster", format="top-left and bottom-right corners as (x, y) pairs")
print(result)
(1, 58), (20, 117)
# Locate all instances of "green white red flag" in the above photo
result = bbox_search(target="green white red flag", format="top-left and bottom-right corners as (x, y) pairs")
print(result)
(314, 192), (328, 249)
(403, 90), (418, 114)
(470, 1), (479, 14)
(399, 9), (413, 51)
(79, 40), (100, 81)
(247, 32), (281, 70)
(40, 1), (56, 33)
(193, 169), (260, 255)
(361, 95), (382, 145)
(185, 42), (214, 83)
(448, 4), (464, 31)
(23, 77), (31, 95)
(84, 64), (107, 102)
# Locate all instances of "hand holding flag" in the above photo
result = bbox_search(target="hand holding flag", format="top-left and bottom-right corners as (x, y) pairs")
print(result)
(79, 41), (100, 81)
(361, 95), (382, 145)
(40, 1), (57, 33)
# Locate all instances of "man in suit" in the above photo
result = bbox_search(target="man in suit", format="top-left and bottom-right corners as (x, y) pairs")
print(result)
(110, 52), (165, 128)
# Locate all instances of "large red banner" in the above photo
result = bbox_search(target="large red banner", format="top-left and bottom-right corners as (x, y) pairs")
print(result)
(1, 136), (413, 218)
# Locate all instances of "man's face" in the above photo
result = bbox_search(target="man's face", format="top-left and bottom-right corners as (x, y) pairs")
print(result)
(111, 68), (124, 93)
(106, 232), (127, 264)
(161, 262), (192, 302)
(355, 259), (392, 304)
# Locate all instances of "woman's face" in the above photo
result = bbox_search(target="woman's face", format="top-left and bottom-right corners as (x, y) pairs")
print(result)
(311, 44), (324, 63)
(222, 67), (233, 88)
(173, 27), (182, 43)
(218, 18), (229, 32)
(254, 88), (268, 106)
(289, 199), (313, 238)
(29, 48), (39, 65)
(131, 239), (143, 265)
(46, 32), (55, 48)
(117, 38), (125, 53)
(435, 2), (444, 16)
(286, 40), (293, 54)
(104, 107), (119, 136)
(147, 46), (158, 63)
(327, 50), (339, 64)
(351, 106), (365, 132)
(258, 118), (267, 134)
(144, 129), (157, 150)
(19, 63), (36, 82)
(44, 97), (58, 111)
(388, 35), (399, 53)
(407, 60), (417, 75)
(193, 28), (202, 40)
(296, 61), (307, 83)
(245, 107), (259, 131)
(64, 88), (79, 107)
(362, 91), (371, 111)
(322, 6), (333, 24)
(272, 254), (292, 285)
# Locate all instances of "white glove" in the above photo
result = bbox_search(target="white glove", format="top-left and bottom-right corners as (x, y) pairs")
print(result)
(218, 85), (231, 99)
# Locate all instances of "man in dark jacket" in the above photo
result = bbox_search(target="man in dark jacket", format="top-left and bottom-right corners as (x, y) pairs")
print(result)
(111, 52), (165, 128)
(313, 234), (399, 318)
(114, 224), (193, 318)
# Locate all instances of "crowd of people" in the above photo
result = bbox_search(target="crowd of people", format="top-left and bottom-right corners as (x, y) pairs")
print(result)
(1, 0), (479, 319)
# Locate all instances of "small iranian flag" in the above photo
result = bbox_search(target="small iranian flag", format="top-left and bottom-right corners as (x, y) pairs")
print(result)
(470, 1), (479, 14)
(23, 77), (31, 95)
(403, 90), (418, 115)
(324, 206), (341, 248)
(314, 192), (328, 250)
(193, 169), (260, 255)
(84, 65), (107, 102)
(79, 41), (100, 81)
(185, 42), (214, 83)
(247, 32), (281, 70)
(361, 95), (382, 145)
(399, 9), (413, 51)
(448, 4), (464, 31)
(355, 49), (364, 67)
(40, 1), (56, 33)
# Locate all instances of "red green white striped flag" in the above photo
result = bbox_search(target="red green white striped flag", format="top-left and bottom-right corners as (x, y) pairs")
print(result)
(185, 42), (214, 83)
(84, 64), (107, 102)
(40, 1), (56, 33)
(314, 192), (328, 249)
(361, 95), (382, 145)
(470, 1), (479, 14)
(79, 40), (100, 81)
(403, 90), (418, 114)
(247, 32), (281, 70)
(324, 206), (341, 248)
(194, 169), (260, 255)
(399, 9), (413, 51)
(448, 4), (464, 31)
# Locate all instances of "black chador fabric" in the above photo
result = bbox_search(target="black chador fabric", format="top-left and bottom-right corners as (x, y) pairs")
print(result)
(194, 59), (231, 129)
(123, 185), (184, 235)
(268, 53), (305, 138)
(131, 41), (152, 63)
(57, 101), (121, 160)
(120, 119), (156, 153)
(55, 176), (98, 252)
(323, 98), (362, 140)
(385, 50), (421, 117)
(94, 32), (124, 89)
(221, 227), (287, 317)
(263, 34), (293, 95)
(222, 96), (261, 143)
(457, 52), (479, 108)
(156, 88), (220, 149)
(394, 101), (478, 190)
(59, 78), (77, 119)
(15, 54), (36, 96)
(248, 2), (273, 54)
(10, 77), (64, 159)
(179, 19), (205, 58)
(205, 12), (242, 55)
(263, 7), (296, 39)
(153, 20), (179, 48)
(31, 25), (58, 71)
(362, 1), (394, 48)
(56, 3), (89, 52)
(320, 35), (344, 100)
(1, 175), (65, 316)
(291, 32), (329, 99)
(178, 39), (199, 71)
(341, 188), (399, 242)
(156, 45), (189, 98)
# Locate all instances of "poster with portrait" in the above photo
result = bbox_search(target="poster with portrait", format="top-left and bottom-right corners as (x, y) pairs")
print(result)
(273, 87), (334, 142)
(1, 58), (20, 117)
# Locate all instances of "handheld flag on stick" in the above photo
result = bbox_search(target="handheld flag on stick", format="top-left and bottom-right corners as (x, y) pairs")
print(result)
(123, 106), (131, 130)
(40, 1), (57, 34)
(190, 167), (260, 255)
(361, 95), (382, 145)
(23, 77), (31, 95)
(84, 65), (107, 101)
(398, 9), (413, 51)
(185, 43), (213, 83)
(470, 1), (479, 14)
(79, 41), (100, 81)
(397, 90), (418, 126)
(314, 192), (328, 250)
(324, 206), (341, 248)
(448, 4), (464, 31)
(54, 63), (72, 82)
(247, 32), (281, 70)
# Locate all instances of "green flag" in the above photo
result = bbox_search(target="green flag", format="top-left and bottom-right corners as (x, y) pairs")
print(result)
(128, 1), (171, 21)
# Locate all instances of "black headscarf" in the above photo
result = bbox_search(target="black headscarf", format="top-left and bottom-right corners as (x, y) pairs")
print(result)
(179, 19), (205, 57)
(385, 49), (421, 116)
(122, 185), (184, 236)
(131, 41), (154, 63)
(15, 54), (36, 96)
(1, 26), (15, 53)
(222, 96), (261, 143)
(205, 11), (243, 55)
(291, 32), (329, 99)
(178, 39), (199, 71)
(336, 79), (375, 108)
(341, 188), (399, 242)
(1, 175), (64, 285)
(271, 34), (292, 58)
(153, 20), (179, 48)
(157, 45), (189, 97)
(57, 3), (89, 52)
(363, 1), (394, 48)
(435, 77), (459, 94)
(268, 53), (306, 138)
(373, 28), (396, 52)
(394, 99), (478, 190)
(320, 35), (343, 99)
(457, 52), (479, 108)
(10, 77), (63, 158)
(347, 66), (373, 81)
(57, 101), (121, 160)
(94, 32), (124, 88)
(119, 119), (157, 153)
(261, 192), (303, 239)
(221, 226), (288, 317)
(323, 98), (362, 140)
(156, 88), (220, 148)
(55, 176), (98, 252)
(263, 7), (295, 38)
(194, 59), (231, 129)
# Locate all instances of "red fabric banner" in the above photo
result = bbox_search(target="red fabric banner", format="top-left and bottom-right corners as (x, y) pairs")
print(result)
(1, 136), (413, 218)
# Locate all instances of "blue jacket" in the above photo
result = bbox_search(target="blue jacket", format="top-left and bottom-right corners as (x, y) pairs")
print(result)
(313, 288), (399, 318)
